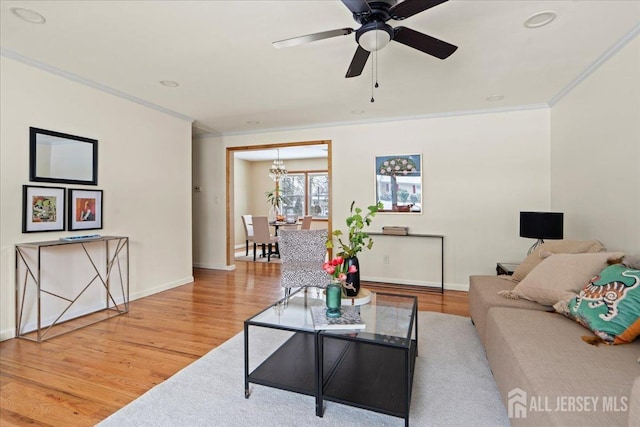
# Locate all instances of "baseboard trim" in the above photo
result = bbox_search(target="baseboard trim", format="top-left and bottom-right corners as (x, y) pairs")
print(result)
(0, 275), (195, 342)
(129, 276), (194, 301)
(362, 275), (468, 292)
(193, 263), (237, 271)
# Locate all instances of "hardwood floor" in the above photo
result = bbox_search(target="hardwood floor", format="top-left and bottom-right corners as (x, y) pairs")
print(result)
(0, 264), (468, 426)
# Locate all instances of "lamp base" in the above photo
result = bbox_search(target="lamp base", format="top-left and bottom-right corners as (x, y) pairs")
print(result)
(527, 238), (545, 255)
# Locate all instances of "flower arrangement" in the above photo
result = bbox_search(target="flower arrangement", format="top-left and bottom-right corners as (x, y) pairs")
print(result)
(323, 255), (358, 294)
(327, 201), (384, 259)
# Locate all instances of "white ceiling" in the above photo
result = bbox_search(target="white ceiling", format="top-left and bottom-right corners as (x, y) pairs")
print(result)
(1, 1), (639, 137)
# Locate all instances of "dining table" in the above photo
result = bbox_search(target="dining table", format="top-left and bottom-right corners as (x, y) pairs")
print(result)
(269, 220), (300, 236)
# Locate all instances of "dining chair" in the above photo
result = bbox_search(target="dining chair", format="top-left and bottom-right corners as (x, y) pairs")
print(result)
(300, 215), (312, 230)
(278, 229), (328, 298)
(241, 215), (254, 256)
(252, 216), (278, 262)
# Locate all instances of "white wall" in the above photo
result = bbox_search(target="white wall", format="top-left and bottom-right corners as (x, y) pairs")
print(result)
(0, 57), (194, 340)
(194, 108), (551, 289)
(550, 35), (640, 253)
(233, 158), (251, 248)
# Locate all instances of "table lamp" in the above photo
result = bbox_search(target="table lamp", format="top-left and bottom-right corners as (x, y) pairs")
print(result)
(520, 211), (564, 254)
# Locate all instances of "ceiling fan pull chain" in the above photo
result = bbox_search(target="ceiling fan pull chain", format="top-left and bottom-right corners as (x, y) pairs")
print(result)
(371, 49), (375, 103)
(375, 45), (379, 89)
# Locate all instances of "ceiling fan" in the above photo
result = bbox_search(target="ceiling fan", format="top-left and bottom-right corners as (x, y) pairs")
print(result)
(273, 0), (458, 78)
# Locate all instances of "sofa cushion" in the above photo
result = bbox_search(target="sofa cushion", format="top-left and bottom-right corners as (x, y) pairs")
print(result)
(500, 252), (625, 306)
(511, 239), (604, 282)
(484, 307), (640, 426)
(555, 264), (640, 344)
(623, 254), (640, 269)
(630, 377), (640, 427)
(469, 275), (551, 346)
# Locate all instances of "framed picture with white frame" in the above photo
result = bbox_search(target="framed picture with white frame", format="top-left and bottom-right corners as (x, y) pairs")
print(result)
(22, 185), (66, 233)
(375, 154), (422, 213)
(68, 188), (103, 231)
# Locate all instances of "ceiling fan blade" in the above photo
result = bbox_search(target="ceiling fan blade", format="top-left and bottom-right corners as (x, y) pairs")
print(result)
(341, 0), (372, 15)
(345, 45), (370, 78)
(390, 0), (449, 20)
(273, 28), (354, 49)
(393, 26), (457, 59)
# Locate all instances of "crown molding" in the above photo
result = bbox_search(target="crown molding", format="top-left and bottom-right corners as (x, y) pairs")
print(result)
(210, 103), (550, 138)
(549, 22), (640, 107)
(0, 48), (194, 123)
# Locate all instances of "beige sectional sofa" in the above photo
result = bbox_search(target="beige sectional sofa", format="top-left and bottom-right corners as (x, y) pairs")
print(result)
(470, 274), (640, 426)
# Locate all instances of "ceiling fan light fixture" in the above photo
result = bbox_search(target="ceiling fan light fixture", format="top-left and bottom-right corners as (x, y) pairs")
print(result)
(356, 22), (394, 52)
(358, 29), (391, 52)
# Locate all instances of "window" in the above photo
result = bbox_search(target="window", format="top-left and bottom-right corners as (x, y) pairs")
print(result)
(280, 171), (329, 219)
(308, 173), (329, 219)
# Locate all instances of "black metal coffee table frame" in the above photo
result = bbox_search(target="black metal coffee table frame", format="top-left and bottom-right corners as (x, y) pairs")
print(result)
(244, 289), (418, 426)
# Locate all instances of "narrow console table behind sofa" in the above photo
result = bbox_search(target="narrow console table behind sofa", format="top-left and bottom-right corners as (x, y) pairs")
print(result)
(15, 236), (129, 342)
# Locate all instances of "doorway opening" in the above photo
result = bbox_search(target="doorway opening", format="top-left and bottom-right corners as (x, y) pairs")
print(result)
(225, 140), (332, 266)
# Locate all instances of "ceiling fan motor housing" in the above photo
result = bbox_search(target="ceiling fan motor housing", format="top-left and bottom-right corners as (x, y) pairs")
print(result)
(351, 1), (396, 22)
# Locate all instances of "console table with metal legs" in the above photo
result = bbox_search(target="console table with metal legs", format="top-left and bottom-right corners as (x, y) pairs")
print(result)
(15, 236), (129, 342)
(367, 232), (445, 293)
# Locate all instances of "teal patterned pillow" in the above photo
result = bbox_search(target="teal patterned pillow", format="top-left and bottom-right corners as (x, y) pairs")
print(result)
(563, 264), (640, 344)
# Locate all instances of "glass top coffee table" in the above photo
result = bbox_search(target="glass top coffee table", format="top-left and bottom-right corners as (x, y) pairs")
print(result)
(244, 288), (418, 426)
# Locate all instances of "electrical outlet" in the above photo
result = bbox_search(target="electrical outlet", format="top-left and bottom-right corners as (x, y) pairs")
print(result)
(383, 255), (390, 264)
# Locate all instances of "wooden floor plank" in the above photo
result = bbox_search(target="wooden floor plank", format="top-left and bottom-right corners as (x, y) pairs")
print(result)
(0, 266), (469, 425)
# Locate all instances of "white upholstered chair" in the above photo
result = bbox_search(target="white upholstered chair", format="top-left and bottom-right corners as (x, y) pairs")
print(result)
(278, 229), (328, 297)
(300, 215), (312, 230)
(252, 216), (278, 262)
(241, 215), (254, 256)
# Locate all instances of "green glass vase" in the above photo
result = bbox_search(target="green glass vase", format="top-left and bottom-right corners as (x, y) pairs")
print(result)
(325, 282), (342, 318)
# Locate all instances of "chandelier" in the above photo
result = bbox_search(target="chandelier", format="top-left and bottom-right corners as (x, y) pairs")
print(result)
(268, 149), (287, 181)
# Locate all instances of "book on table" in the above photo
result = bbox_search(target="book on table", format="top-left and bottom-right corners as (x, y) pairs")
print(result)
(310, 306), (366, 330)
(382, 226), (409, 236)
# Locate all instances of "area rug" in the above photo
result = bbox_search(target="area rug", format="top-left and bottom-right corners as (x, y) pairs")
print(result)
(98, 312), (509, 426)
(235, 252), (281, 264)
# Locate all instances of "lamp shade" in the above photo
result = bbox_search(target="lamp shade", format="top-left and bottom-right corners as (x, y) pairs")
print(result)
(519, 212), (564, 240)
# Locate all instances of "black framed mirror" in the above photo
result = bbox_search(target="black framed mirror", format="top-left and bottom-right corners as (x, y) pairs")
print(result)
(29, 127), (98, 185)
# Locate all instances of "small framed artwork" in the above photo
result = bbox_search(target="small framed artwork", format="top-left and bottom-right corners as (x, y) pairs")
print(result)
(22, 185), (66, 233)
(68, 188), (103, 231)
(375, 154), (422, 213)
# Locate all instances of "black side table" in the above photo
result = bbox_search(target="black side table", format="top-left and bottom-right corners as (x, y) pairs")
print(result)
(496, 262), (520, 276)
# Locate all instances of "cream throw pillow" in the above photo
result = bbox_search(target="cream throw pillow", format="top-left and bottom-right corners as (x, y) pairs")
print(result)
(499, 252), (624, 306)
(510, 239), (604, 282)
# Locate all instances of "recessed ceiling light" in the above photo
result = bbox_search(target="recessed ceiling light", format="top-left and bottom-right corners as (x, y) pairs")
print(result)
(246, 120), (260, 125)
(351, 110), (365, 114)
(10, 7), (46, 24)
(486, 95), (504, 102)
(159, 80), (179, 87)
(524, 11), (557, 28)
